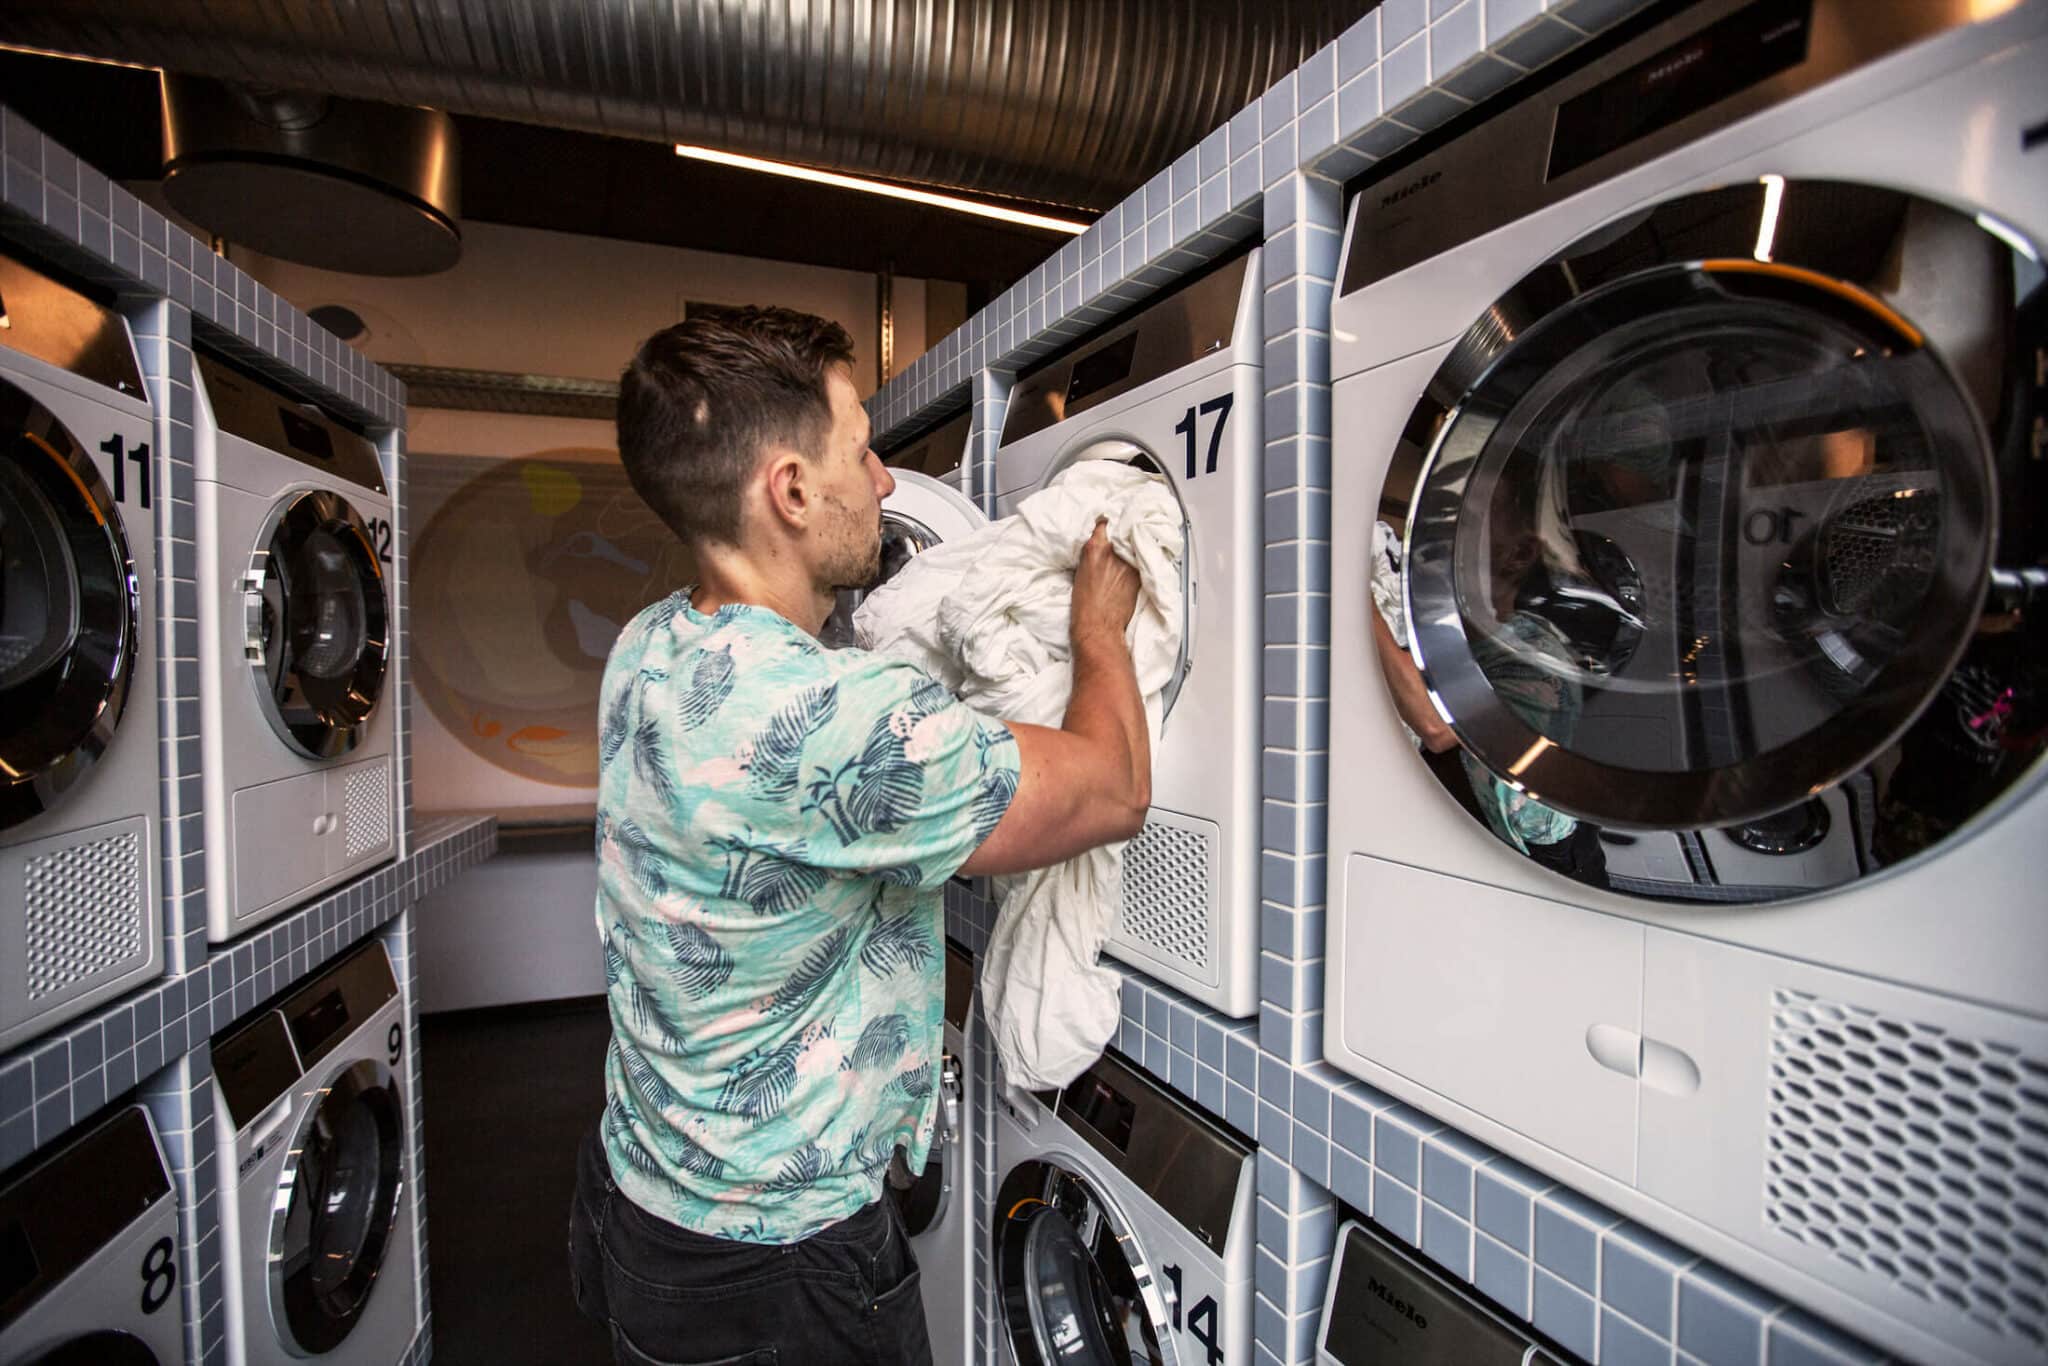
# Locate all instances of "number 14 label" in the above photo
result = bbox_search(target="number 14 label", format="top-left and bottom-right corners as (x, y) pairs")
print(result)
(1160, 1262), (1225, 1365)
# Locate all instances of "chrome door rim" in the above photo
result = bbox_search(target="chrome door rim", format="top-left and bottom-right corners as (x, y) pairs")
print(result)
(1397, 179), (2001, 831)
(996, 1159), (1176, 1366)
(244, 488), (390, 759)
(266, 1055), (404, 1356)
(0, 380), (138, 829)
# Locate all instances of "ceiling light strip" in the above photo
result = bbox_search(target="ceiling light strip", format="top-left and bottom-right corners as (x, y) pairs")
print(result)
(676, 144), (1088, 235)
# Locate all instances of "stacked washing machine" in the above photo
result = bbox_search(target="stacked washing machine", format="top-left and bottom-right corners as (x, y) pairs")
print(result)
(1323, 3), (2048, 1362)
(0, 251), (165, 1055)
(993, 248), (1263, 1016)
(194, 351), (399, 943)
(0, 1104), (186, 1365)
(891, 942), (978, 1366)
(211, 941), (419, 1366)
(989, 1049), (1254, 1365)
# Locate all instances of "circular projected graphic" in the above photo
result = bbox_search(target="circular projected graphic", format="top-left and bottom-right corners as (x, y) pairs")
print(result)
(411, 452), (694, 787)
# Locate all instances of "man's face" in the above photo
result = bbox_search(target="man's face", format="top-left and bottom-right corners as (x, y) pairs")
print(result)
(813, 365), (896, 592)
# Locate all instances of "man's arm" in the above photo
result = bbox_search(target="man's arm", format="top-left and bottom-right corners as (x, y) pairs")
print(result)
(1372, 608), (1459, 754)
(960, 520), (1151, 876)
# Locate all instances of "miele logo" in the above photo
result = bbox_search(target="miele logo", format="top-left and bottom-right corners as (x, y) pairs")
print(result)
(1379, 170), (1441, 208)
(1643, 43), (1705, 85)
(1367, 1275), (1428, 1329)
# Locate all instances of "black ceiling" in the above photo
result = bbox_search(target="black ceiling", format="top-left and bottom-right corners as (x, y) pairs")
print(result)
(0, 48), (1069, 293)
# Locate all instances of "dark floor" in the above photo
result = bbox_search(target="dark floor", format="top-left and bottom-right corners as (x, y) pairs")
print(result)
(421, 997), (615, 1365)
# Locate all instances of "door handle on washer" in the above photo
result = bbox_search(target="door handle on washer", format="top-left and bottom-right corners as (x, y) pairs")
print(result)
(939, 1054), (962, 1145)
(1583, 1024), (1700, 1097)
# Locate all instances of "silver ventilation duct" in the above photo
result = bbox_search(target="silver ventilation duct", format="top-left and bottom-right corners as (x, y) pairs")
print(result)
(0, 1), (1360, 212)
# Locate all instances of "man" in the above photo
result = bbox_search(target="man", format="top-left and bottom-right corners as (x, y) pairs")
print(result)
(568, 307), (1151, 1365)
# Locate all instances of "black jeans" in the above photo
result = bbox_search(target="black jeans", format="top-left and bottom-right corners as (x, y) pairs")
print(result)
(569, 1123), (934, 1366)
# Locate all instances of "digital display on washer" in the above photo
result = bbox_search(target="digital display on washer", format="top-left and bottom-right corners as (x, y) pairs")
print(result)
(1547, 0), (1811, 181)
(214, 1012), (302, 1130)
(0, 1219), (38, 1315)
(277, 407), (336, 463)
(1063, 1074), (1137, 1153)
(289, 987), (354, 1061)
(1066, 332), (1139, 408)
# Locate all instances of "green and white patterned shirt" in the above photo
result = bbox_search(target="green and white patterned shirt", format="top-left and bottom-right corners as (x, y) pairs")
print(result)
(593, 590), (1020, 1243)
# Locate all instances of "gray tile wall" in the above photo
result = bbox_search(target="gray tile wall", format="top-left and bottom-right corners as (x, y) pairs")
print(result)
(3, 99), (491, 1366)
(878, 3), (1896, 1364)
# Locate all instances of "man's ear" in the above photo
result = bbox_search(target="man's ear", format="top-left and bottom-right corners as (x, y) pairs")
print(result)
(762, 450), (809, 531)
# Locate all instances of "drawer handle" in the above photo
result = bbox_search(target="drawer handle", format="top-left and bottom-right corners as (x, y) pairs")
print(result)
(1641, 1039), (1701, 1097)
(1585, 1023), (1640, 1078)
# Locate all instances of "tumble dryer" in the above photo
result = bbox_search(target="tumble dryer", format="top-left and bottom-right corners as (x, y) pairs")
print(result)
(0, 1105), (185, 1365)
(890, 942), (977, 1366)
(822, 456), (989, 650)
(1324, 3), (2048, 1362)
(196, 351), (396, 943)
(993, 249), (1262, 1015)
(990, 1049), (1253, 1366)
(0, 251), (163, 1054)
(212, 941), (417, 1366)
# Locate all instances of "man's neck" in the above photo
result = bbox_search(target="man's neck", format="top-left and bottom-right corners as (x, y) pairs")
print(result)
(690, 547), (833, 636)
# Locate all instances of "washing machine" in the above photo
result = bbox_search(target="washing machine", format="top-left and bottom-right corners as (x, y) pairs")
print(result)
(0, 1105), (185, 1365)
(0, 251), (163, 1055)
(1325, 3), (2048, 1362)
(890, 941), (977, 1365)
(992, 248), (1261, 1016)
(212, 940), (417, 1366)
(821, 456), (990, 650)
(196, 350), (397, 943)
(990, 1048), (1253, 1366)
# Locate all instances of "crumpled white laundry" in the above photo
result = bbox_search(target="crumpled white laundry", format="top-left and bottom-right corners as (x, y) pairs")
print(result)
(854, 457), (1184, 1094)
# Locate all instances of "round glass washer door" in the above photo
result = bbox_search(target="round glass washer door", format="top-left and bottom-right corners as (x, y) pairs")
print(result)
(1380, 179), (2045, 905)
(0, 378), (138, 830)
(245, 489), (389, 758)
(821, 470), (987, 649)
(995, 1161), (1171, 1366)
(267, 1057), (405, 1355)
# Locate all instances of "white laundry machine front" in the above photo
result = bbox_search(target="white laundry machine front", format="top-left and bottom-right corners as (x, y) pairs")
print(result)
(822, 464), (990, 649)
(890, 941), (977, 1365)
(1324, 3), (2048, 1362)
(990, 1049), (1253, 1366)
(196, 351), (397, 943)
(992, 250), (1262, 1016)
(212, 942), (418, 1366)
(0, 1105), (185, 1365)
(0, 251), (163, 1055)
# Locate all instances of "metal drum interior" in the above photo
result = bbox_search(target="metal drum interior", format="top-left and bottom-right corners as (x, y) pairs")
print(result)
(994, 1159), (1171, 1366)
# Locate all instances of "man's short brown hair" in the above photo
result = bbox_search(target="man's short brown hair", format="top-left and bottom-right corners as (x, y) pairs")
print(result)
(617, 307), (857, 544)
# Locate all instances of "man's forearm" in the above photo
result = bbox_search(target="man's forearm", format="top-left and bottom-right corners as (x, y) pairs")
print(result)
(1064, 629), (1152, 821)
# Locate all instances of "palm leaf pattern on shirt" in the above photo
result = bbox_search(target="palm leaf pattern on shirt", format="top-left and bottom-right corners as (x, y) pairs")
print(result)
(608, 926), (685, 1050)
(850, 1013), (910, 1071)
(666, 921), (734, 998)
(835, 1125), (897, 1178)
(764, 925), (854, 1018)
(715, 1034), (808, 1120)
(598, 672), (636, 767)
(632, 710), (679, 809)
(972, 764), (1019, 842)
(611, 818), (668, 898)
(622, 1038), (684, 1115)
(748, 683), (839, 800)
(605, 1096), (666, 1182)
(845, 712), (926, 836)
(765, 1143), (827, 1192)
(650, 1120), (725, 1180)
(860, 903), (934, 979)
(710, 831), (828, 915)
(677, 645), (735, 732)
(889, 1062), (934, 1102)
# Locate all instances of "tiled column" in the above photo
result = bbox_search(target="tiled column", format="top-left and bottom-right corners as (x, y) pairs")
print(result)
(1255, 169), (1341, 1069)
(140, 1046), (224, 1366)
(1253, 1151), (1339, 1366)
(122, 295), (210, 975)
(381, 906), (432, 1362)
(381, 425), (414, 860)
(968, 368), (1014, 515)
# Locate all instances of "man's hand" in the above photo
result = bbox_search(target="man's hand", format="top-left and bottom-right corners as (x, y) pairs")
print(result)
(1071, 517), (1142, 650)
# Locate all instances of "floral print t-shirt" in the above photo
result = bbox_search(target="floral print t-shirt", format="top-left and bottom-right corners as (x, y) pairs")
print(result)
(593, 590), (1020, 1243)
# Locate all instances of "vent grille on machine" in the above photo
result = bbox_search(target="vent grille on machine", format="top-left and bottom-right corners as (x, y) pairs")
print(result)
(343, 764), (392, 859)
(1118, 820), (1214, 973)
(1765, 988), (2048, 1350)
(23, 833), (145, 1000)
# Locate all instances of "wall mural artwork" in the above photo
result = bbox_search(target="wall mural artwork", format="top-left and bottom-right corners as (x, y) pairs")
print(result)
(410, 448), (694, 806)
